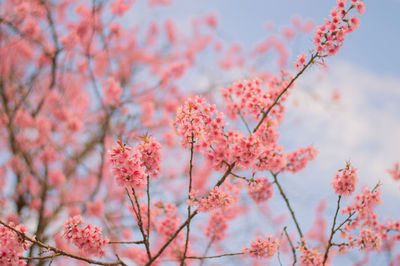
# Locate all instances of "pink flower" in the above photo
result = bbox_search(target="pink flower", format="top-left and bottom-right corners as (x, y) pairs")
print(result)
(204, 210), (228, 241)
(136, 135), (162, 179)
(63, 216), (108, 257)
(111, 0), (134, 16)
(103, 77), (122, 106)
(312, 0), (364, 56)
(109, 140), (147, 188)
(298, 245), (323, 265)
(48, 168), (66, 188)
(87, 200), (104, 217)
(188, 186), (235, 212)
(0, 223), (32, 266)
(294, 52), (307, 70)
(243, 235), (280, 258)
(247, 178), (273, 203)
(331, 162), (358, 196)
(388, 162), (400, 180)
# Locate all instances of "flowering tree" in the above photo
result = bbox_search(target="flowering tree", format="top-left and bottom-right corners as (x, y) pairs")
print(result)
(0, 0), (399, 265)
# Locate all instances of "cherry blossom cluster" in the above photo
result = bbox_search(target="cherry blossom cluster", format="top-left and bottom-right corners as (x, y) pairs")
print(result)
(110, 140), (147, 188)
(63, 216), (108, 257)
(331, 162), (358, 196)
(188, 186), (235, 212)
(136, 135), (162, 178)
(172, 96), (226, 150)
(298, 245), (323, 266)
(221, 78), (269, 120)
(204, 210), (228, 242)
(388, 162), (400, 181)
(103, 77), (123, 107)
(340, 187), (383, 250)
(242, 235), (280, 258)
(247, 178), (273, 203)
(220, 76), (291, 122)
(154, 203), (181, 238)
(0, 223), (31, 266)
(285, 146), (318, 173)
(294, 52), (307, 70)
(174, 94), (317, 174)
(313, 0), (365, 56)
(110, 137), (161, 187)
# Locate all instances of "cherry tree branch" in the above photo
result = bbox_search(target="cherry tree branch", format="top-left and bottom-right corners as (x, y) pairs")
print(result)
(109, 240), (145, 244)
(322, 195), (342, 265)
(186, 252), (243, 260)
(284, 227), (297, 266)
(271, 172), (304, 240)
(126, 187), (152, 260)
(0, 220), (126, 266)
(181, 134), (195, 265)
(253, 53), (318, 133)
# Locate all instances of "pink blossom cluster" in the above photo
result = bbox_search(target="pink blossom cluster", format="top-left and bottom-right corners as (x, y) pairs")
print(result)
(298, 246), (323, 266)
(341, 187), (383, 250)
(188, 186), (235, 212)
(243, 235), (280, 258)
(331, 163), (358, 196)
(294, 53), (307, 70)
(103, 77), (122, 106)
(220, 77), (291, 122)
(313, 0), (365, 56)
(381, 220), (400, 240)
(204, 210), (228, 242)
(110, 140), (147, 188)
(356, 228), (382, 250)
(63, 215), (108, 257)
(137, 135), (162, 178)
(173, 96), (226, 150)
(154, 203), (181, 238)
(247, 178), (273, 203)
(285, 146), (318, 173)
(388, 162), (400, 181)
(343, 187), (381, 224)
(221, 78), (269, 120)
(0, 223), (31, 266)
(111, 0), (135, 16)
(174, 93), (317, 174)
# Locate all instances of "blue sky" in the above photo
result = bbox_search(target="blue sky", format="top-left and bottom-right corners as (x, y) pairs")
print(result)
(167, 0), (400, 77)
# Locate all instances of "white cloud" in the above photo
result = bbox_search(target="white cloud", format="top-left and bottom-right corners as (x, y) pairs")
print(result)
(282, 60), (400, 198)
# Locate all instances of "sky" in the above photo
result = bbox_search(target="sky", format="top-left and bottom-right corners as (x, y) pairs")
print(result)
(165, 0), (400, 77)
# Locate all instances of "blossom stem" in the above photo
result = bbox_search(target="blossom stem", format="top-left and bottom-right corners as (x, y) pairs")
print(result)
(271, 172), (304, 240)
(253, 53), (318, 133)
(284, 227), (297, 266)
(181, 134), (195, 265)
(322, 195), (342, 265)
(186, 252), (243, 259)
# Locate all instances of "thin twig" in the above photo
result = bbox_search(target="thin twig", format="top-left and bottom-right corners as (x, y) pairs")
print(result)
(322, 195), (342, 265)
(271, 172), (304, 240)
(181, 134), (195, 265)
(146, 175), (151, 249)
(186, 252), (243, 260)
(109, 240), (145, 244)
(284, 227), (297, 266)
(130, 186), (152, 260)
(253, 53), (318, 133)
